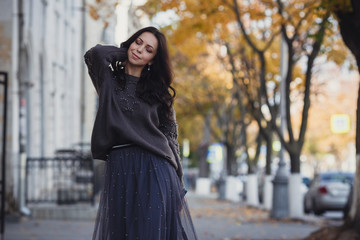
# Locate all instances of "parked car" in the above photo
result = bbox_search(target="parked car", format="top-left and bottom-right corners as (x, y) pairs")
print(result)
(304, 171), (353, 215)
(301, 176), (311, 196)
(343, 183), (353, 219)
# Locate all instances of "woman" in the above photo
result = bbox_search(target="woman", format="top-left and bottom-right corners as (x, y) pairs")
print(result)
(84, 26), (198, 240)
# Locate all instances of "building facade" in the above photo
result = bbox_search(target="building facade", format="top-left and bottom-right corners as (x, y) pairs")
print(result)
(0, 0), (88, 212)
(0, 0), (146, 214)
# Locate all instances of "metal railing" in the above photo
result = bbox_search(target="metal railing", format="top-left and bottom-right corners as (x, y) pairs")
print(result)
(0, 72), (8, 240)
(26, 150), (95, 205)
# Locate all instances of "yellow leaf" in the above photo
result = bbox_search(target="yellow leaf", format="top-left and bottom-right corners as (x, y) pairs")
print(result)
(88, 5), (99, 20)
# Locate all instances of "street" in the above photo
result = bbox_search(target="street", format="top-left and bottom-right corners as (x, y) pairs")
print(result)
(4, 191), (343, 240)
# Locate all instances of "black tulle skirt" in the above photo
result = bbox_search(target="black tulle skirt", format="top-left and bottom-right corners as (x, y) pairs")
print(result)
(92, 145), (198, 240)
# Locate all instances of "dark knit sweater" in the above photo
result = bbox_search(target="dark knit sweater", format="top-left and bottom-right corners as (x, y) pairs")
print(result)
(84, 44), (183, 180)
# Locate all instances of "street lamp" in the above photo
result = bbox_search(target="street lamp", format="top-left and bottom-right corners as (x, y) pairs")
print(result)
(270, 33), (289, 219)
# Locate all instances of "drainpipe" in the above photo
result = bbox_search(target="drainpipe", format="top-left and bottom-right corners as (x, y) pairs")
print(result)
(17, 0), (30, 217)
(80, 0), (86, 152)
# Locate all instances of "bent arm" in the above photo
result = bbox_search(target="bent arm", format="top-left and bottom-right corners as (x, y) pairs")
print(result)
(84, 44), (127, 92)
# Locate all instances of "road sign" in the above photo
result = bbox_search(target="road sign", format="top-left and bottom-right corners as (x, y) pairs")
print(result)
(207, 143), (223, 163)
(183, 139), (190, 157)
(331, 114), (350, 134)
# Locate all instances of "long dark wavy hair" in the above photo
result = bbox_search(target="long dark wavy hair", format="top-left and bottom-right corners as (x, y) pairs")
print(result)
(112, 26), (176, 121)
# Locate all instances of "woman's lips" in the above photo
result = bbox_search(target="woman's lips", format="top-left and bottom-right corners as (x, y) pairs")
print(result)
(132, 52), (140, 59)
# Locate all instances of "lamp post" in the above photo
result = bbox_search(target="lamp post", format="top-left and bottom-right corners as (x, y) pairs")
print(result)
(270, 33), (289, 219)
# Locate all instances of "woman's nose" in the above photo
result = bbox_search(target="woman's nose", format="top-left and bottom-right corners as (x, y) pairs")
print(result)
(136, 46), (144, 53)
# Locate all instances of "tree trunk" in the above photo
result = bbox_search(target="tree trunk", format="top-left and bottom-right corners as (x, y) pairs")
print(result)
(198, 113), (211, 178)
(226, 143), (237, 176)
(348, 81), (360, 233)
(265, 129), (273, 175)
(336, 0), (360, 70)
(289, 151), (301, 173)
(336, 0), (360, 232)
(197, 144), (210, 178)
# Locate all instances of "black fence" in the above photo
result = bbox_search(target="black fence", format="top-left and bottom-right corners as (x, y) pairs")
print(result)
(26, 150), (95, 205)
(0, 72), (8, 239)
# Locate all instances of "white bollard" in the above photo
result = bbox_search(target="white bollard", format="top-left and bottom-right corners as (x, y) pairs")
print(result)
(288, 173), (304, 219)
(196, 178), (212, 196)
(225, 176), (242, 202)
(246, 174), (259, 207)
(263, 175), (273, 210)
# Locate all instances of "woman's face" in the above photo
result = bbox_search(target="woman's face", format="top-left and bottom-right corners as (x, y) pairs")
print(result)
(127, 32), (158, 68)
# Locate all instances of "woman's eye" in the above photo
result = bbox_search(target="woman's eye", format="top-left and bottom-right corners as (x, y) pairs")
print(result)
(135, 39), (141, 45)
(146, 48), (153, 53)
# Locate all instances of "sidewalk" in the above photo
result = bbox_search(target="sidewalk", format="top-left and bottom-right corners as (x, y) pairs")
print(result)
(4, 219), (93, 240)
(187, 192), (341, 240)
(3, 191), (343, 240)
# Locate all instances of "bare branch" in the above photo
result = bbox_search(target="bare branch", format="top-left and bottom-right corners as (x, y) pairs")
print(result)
(263, 29), (282, 51)
(232, 0), (262, 54)
(294, 7), (313, 37)
(298, 11), (330, 145)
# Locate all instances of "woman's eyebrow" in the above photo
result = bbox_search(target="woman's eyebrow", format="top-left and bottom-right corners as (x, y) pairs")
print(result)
(139, 37), (154, 49)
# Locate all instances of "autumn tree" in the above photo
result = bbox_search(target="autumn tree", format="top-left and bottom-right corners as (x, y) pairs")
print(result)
(303, 0), (360, 238)
(87, 0), (118, 29)
(143, 0), (276, 178)
(335, 0), (360, 234)
(168, 36), (254, 177)
(225, 37), (280, 177)
(171, 43), (233, 177)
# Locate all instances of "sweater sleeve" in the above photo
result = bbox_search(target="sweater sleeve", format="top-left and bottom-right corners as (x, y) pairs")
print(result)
(84, 44), (127, 92)
(158, 108), (184, 187)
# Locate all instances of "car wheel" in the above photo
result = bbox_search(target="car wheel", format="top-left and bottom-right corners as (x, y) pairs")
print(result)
(312, 199), (324, 216)
(304, 198), (311, 214)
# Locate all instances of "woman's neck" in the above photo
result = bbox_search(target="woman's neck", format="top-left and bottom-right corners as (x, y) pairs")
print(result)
(125, 64), (143, 77)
